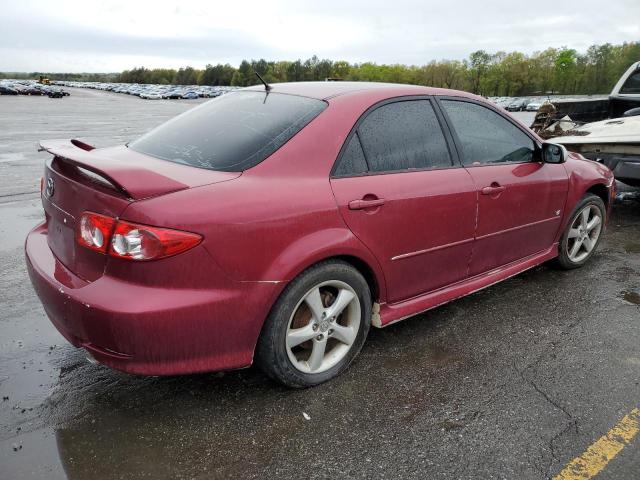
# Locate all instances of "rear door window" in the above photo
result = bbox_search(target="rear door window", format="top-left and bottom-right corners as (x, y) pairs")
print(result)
(440, 100), (535, 166)
(356, 100), (452, 173)
(129, 91), (326, 171)
(333, 134), (369, 177)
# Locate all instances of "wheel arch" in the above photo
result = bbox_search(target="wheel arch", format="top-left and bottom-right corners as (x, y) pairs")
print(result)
(586, 182), (610, 209)
(251, 248), (386, 365)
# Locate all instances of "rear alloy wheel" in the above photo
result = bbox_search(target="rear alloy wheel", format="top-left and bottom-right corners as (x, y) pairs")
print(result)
(256, 261), (371, 387)
(557, 193), (606, 269)
(286, 280), (360, 374)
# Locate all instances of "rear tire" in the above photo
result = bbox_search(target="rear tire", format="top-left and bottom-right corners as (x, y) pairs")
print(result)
(556, 193), (606, 270)
(255, 260), (371, 388)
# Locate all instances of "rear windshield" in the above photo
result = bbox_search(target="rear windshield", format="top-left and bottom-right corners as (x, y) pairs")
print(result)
(129, 91), (327, 171)
(620, 70), (640, 94)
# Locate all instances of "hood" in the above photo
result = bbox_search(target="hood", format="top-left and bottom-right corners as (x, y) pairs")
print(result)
(554, 116), (640, 145)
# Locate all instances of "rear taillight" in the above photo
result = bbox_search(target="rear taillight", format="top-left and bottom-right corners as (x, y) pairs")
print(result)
(78, 212), (116, 253)
(76, 212), (201, 261)
(110, 220), (202, 261)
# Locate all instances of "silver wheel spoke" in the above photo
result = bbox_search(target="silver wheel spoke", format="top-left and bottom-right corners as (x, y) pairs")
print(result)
(307, 337), (327, 372)
(287, 324), (317, 349)
(286, 280), (362, 375)
(587, 215), (601, 231)
(569, 238), (583, 258)
(568, 228), (580, 239)
(582, 236), (594, 252)
(580, 208), (589, 228)
(304, 287), (325, 322)
(326, 289), (355, 319)
(330, 323), (356, 346)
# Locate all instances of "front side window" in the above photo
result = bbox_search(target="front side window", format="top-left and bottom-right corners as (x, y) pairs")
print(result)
(441, 100), (535, 166)
(620, 70), (640, 94)
(129, 91), (326, 171)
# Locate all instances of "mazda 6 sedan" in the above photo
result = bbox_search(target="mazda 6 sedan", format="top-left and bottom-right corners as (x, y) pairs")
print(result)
(26, 82), (615, 387)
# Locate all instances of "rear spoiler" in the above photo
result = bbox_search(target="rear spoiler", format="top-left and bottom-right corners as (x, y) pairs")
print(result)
(38, 139), (188, 200)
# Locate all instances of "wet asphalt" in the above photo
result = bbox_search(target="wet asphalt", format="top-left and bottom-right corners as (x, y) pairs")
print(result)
(0, 89), (639, 479)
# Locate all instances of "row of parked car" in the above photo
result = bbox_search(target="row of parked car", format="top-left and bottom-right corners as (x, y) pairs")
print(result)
(52, 80), (238, 100)
(489, 96), (546, 112)
(0, 80), (69, 98)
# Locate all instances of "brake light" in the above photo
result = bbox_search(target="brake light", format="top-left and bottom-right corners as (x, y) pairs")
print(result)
(76, 212), (201, 261)
(110, 220), (202, 261)
(77, 212), (116, 253)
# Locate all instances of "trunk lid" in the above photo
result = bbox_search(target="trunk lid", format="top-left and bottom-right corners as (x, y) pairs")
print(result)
(40, 139), (240, 281)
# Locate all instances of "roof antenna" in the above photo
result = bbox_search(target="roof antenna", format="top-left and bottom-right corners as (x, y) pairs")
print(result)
(255, 72), (272, 92)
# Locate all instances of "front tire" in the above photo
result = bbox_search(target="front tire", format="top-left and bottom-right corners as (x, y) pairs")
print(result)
(255, 260), (371, 388)
(556, 193), (606, 269)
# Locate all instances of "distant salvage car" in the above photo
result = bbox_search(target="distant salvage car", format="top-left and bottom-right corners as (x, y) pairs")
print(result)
(553, 116), (640, 187)
(26, 82), (614, 387)
(533, 61), (640, 126)
(0, 85), (18, 95)
(506, 98), (528, 111)
(526, 101), (543, 112)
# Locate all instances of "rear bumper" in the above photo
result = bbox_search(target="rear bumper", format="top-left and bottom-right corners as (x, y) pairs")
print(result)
(25, 222), (281, 375)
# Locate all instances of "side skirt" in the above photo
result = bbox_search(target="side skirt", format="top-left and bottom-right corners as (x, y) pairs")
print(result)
(374, 244), (558, 328)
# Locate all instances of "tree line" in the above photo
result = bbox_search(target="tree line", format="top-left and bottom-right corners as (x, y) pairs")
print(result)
(4, 41), (639, 96)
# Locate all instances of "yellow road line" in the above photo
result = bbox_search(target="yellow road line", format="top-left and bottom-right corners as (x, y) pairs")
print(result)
(554, 407), (640, 480)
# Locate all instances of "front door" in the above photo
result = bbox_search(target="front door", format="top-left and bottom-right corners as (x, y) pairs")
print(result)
(438, 98), (569, 276)
(330, 98), (477, 303)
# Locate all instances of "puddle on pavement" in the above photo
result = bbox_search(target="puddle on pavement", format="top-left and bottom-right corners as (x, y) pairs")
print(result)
(620, 290), (640, 305)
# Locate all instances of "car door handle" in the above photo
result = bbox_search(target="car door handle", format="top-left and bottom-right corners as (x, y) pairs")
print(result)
(481, 185), (506, 195)
(348, 198), (385, 210)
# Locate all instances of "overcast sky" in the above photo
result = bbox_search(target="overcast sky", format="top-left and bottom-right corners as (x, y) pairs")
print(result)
(1, 0), (638, 72)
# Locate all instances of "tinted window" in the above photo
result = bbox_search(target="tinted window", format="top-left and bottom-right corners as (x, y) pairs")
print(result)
(441, 100), (535, 166)
(356, 100), (451, 173)
(620, 70), (640, 94)
(334, 134), (368, 177)
(129, 91), (326, 171)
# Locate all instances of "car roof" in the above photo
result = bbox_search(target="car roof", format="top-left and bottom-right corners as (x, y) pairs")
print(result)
(243, 81), (479, 101)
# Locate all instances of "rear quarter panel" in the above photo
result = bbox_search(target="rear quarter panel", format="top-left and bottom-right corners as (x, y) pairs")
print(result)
(119, 94), (392, 300)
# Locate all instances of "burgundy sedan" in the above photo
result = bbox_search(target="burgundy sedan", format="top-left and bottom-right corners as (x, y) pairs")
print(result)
(26, 82), (615, 387)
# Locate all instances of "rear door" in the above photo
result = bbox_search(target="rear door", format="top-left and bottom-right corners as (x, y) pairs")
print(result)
(438, 98), (568, 276)
(330, 98), (477, 303)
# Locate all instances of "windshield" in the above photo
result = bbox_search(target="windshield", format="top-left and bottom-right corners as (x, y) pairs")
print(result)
(129, 91), (327, 171)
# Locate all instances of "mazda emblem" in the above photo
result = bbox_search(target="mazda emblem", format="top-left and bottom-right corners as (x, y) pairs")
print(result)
(45, 177), (55, 197)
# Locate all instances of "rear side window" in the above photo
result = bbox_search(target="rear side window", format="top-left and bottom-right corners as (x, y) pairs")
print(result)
(620, 70), (640, 94)
(129, 91), (326, 171)
(334, 134), (368, 177)
(357, 100), (452, 173)
(441, 100), (535, 166)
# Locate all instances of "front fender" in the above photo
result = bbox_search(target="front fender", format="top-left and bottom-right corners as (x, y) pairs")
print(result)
(557, 155), (614, 240)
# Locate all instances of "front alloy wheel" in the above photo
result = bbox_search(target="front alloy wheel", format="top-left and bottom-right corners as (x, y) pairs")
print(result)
(566, 204), (602, 263)
(557, 193), (606, 269)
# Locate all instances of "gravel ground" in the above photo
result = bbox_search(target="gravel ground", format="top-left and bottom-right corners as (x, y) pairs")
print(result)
(0, 88), (638, 479)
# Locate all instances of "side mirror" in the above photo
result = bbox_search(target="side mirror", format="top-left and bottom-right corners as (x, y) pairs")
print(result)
(542, 142), (568, 164)
(623, 107), (640, 117)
